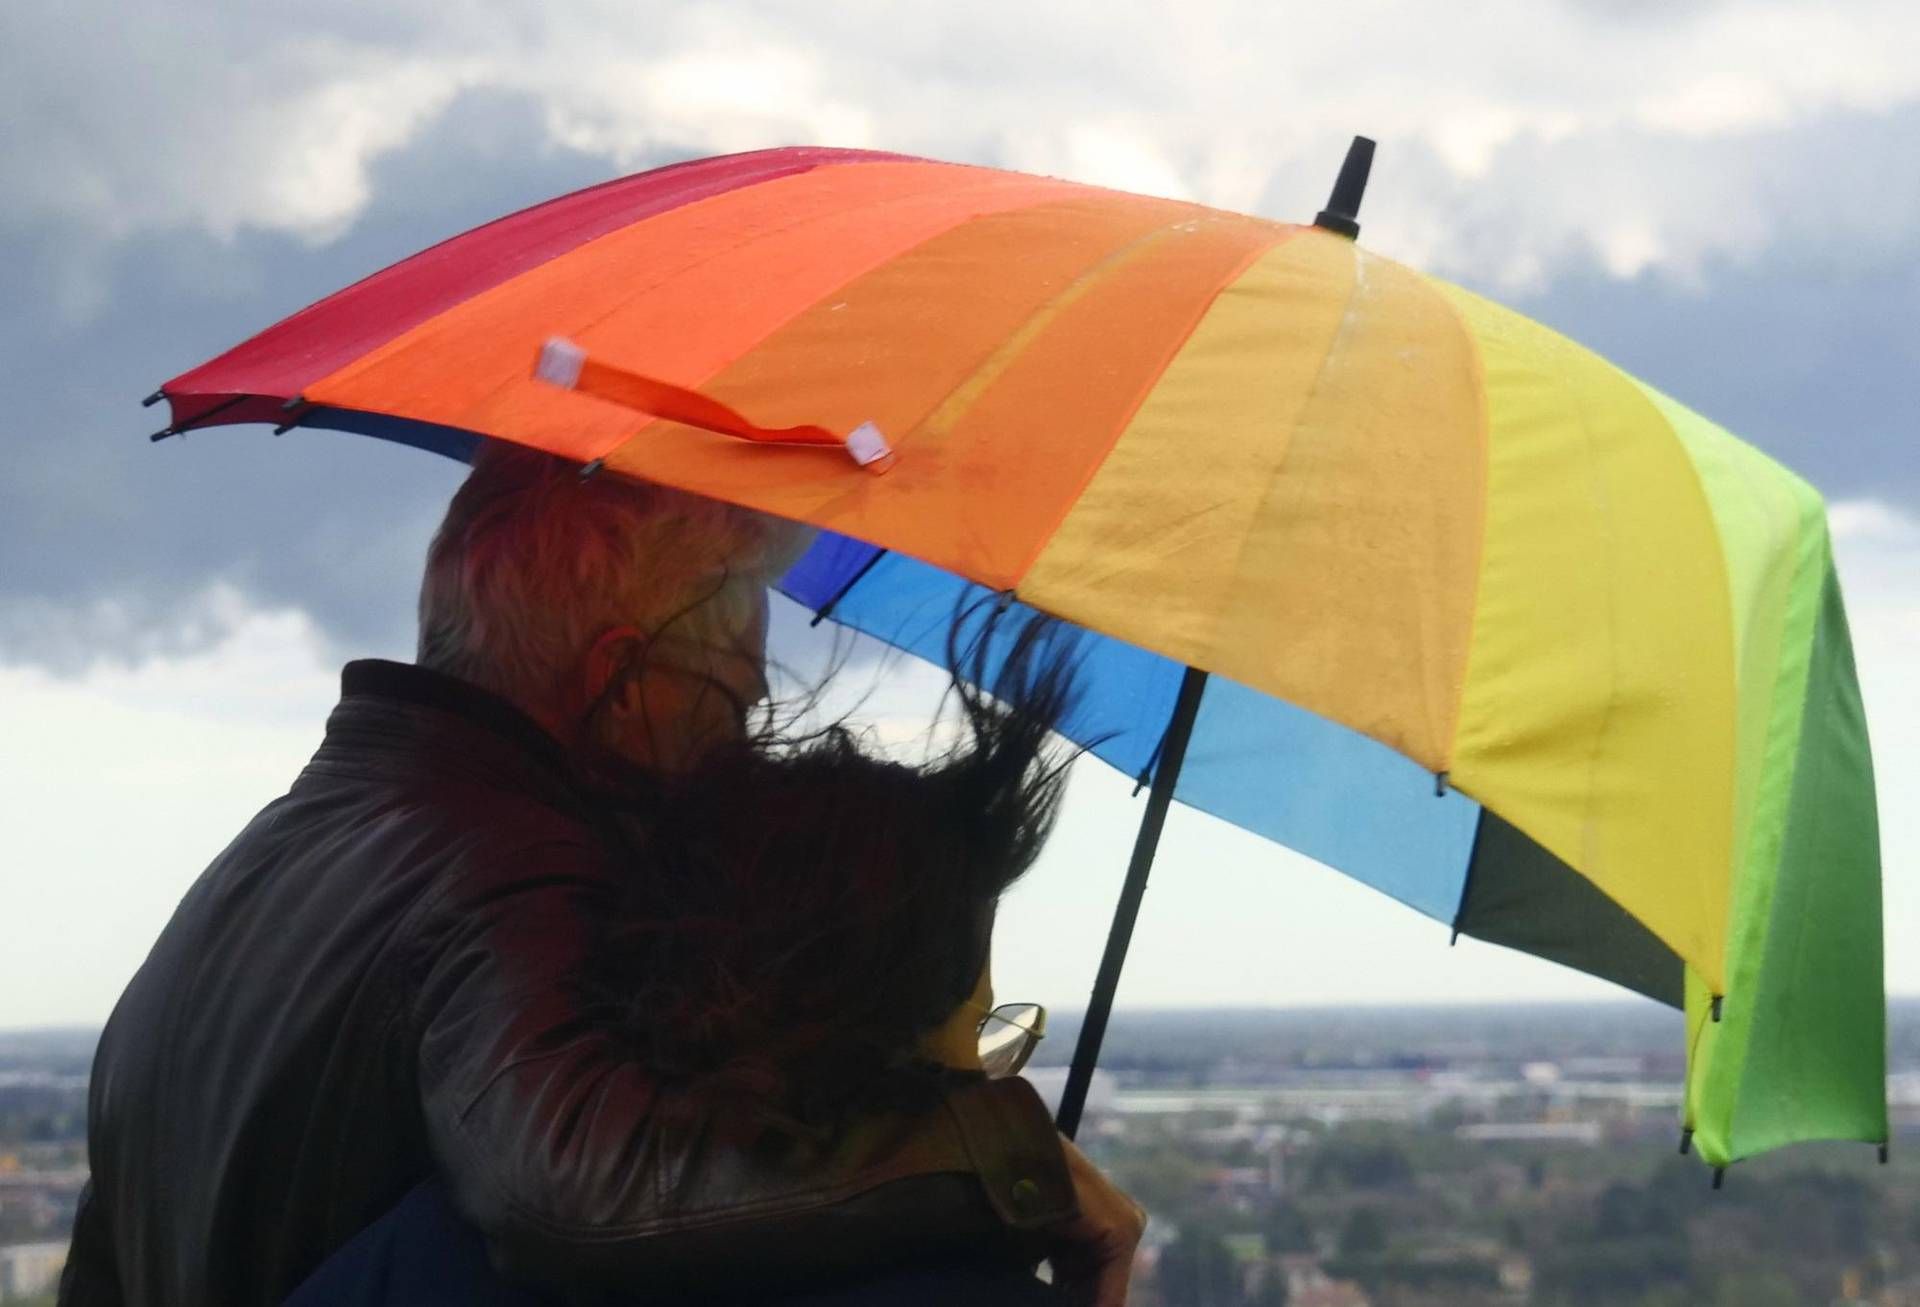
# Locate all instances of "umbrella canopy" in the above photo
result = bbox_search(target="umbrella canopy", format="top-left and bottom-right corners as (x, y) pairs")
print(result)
(154, 145), (1885, 1171)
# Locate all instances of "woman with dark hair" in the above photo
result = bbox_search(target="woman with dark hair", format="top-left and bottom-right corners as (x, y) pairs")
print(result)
(286, 608), (1091, 1305)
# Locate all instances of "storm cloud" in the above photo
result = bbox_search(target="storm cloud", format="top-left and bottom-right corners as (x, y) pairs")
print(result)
(3, 0), (1916, 667)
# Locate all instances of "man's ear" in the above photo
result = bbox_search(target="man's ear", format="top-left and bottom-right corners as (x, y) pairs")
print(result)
(584, 625), (646, 707)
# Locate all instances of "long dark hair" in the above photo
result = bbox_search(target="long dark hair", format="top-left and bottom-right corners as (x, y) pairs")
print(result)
(589, 601), (1085, 1123)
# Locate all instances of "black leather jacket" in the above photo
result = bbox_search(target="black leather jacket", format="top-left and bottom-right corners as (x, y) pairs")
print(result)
(61, 660), (1074, 1306)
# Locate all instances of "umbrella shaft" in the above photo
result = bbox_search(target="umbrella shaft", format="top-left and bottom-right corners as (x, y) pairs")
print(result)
(1056, 665), (1210, 1139)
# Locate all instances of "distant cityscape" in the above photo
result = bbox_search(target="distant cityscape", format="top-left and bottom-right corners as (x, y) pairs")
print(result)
(4, 1002), (1917, 1305)
(0, 1028), (86, 1306)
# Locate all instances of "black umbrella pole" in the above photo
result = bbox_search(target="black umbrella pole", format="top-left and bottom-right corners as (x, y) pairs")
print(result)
(1056, 665), (1210, 1139)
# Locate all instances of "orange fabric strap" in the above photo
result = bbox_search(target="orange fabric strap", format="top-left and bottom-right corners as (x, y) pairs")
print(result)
(534, 337), (893, 472)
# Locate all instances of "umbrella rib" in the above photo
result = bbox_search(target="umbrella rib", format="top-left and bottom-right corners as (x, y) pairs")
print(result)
(1130, 724), (1169, 797)
(807, 549), (890, 628)
(147, 394), (248, 442)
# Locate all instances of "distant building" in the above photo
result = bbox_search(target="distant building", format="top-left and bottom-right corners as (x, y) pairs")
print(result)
(1874, 1271), (1920, 1307)
(1291, 1277), (1372, 1307)
(1520, 1061), (1560, 1086)
(1561, 1056), (1646, 1078)
(1275, 1253), (1372, 1307)
(0, 1241), (68, 1302)
(1198, 1165), (1270, 1211)
(1455, 1121), (1603, 1146)
(0, 1168), (87, 1244)
(1499, 1253), (1534, 1295)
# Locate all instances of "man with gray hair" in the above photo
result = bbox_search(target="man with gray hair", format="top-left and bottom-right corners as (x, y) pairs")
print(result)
(64, 445), (1144, 1306)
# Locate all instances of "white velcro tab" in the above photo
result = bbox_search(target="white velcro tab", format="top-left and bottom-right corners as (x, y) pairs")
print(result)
(535, 337), (587, 389)
(843, 421), (892, 467)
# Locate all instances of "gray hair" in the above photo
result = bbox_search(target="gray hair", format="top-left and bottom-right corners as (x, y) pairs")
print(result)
(417, 442), (814, 718)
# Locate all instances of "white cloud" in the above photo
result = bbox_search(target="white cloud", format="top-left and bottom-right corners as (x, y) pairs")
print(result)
(1830, 500), (1920, 986)
(1833, 498), (1920, 552)
(0, 8), (478, 243)
(0, 588), (344, 1026)
(999, 124), (1196, 203)
(1833, 500), (1920, 654)
(7, 0), (1920, 291)
(241, 52), (480, 244)
(538, 45), (875, 165)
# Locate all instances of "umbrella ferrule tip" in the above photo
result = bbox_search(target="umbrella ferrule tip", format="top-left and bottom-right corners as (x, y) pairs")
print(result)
(535, 337), (586, 390)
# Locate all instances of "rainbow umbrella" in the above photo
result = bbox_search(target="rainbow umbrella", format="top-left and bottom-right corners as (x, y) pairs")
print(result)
(149, 143), (1885, 1174)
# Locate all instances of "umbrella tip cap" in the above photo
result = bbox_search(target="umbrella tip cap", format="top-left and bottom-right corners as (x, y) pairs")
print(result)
(1313, 134), (1376, 240)
(535, 337), (587, 390)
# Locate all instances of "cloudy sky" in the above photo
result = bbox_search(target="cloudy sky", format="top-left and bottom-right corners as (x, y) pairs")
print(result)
(2, 1), (1915, 1027)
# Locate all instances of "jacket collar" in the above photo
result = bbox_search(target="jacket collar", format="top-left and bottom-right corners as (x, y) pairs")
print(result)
(314, 659), (585, 808)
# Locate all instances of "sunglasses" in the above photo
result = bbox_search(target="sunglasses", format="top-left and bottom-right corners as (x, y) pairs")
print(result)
(976, 1002), (1046, 1079)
